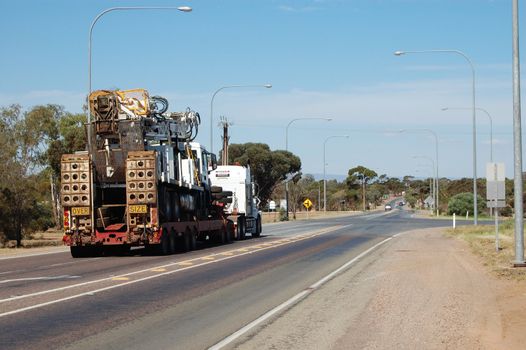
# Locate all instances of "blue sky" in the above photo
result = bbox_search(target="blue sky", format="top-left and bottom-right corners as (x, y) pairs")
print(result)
(0, 0), (524, 180)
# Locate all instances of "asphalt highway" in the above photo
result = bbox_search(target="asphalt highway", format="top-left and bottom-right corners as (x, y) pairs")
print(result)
(0, 209), (468, 350)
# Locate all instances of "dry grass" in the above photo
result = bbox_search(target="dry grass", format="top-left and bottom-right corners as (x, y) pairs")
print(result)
(1, 229), (63, 249)
(446, 220), (526, 281)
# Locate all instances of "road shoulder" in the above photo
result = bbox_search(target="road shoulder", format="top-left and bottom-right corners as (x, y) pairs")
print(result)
(232, 227), (525, 349)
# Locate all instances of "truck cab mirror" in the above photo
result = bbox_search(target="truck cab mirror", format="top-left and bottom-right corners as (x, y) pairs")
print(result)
(208, 153), (218, 172)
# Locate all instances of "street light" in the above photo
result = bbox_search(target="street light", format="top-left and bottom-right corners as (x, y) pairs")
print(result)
(395, 49), (478, 224)
(413, 156), (436, 212)
(512, 0), (525, 266)
(323, 135), (349, 212)
(442, 107), (493, 162)
(285, 117), (332, 219)
(210, 84), (272, 153)
(399, 129), (439, 216)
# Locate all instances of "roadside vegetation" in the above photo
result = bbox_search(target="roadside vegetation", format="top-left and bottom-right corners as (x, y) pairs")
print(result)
(446, 220), (526, 281)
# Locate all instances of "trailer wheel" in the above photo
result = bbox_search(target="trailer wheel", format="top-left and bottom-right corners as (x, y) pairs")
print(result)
(226, 221), (234, 243)
(169, 230), (177, 254)
(161, 230), (170, 255)
(225, 225), (232, 243)
(237, 217), (246, 240)
(70, 246), (85, 258)
(253, 216), (262, 238)
(182, 230), (191, 252)
(189, 229), (197, 250)
(70, 246), (101, 258)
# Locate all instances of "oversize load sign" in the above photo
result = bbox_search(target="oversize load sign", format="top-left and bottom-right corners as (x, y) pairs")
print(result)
(129, 204), (148, 214)
(71, 207), (90, 216)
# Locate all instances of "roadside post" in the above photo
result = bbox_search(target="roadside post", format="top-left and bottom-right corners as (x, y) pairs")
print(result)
(486, 163), (506, 252)
(269, 200), (276, 222)
(303, 198), (313, 219)
(453, 213), (456, 229)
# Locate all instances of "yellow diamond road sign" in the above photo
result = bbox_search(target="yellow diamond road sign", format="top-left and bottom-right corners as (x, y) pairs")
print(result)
(303, 198), (312, 209)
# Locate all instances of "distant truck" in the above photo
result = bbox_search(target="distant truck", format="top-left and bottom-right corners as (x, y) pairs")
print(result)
(210, 165), (262, 239)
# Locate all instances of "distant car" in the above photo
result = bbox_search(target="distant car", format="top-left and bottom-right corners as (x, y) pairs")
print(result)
(398, 201), (405, 206)
(385, 204), (392, 211)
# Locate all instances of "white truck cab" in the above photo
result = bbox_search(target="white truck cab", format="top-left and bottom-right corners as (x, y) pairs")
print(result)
(209, 165), (262, 239)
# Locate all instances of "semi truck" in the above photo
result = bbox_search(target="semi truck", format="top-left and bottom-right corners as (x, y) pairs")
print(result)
(61, 88), (233, 257)
(210, 165), (262, 239)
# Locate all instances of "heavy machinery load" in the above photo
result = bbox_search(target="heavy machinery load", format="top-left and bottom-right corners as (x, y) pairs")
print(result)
(61, 89), (233, 257)
(210, 165), (262, 239)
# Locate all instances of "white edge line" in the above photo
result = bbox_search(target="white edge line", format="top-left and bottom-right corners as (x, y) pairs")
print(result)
(208, 235), (394, 350)
(0, 225), (343, 316)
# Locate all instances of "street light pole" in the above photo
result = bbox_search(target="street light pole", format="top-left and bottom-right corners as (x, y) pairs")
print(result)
(285, 117), (332, 219)
(210, 84), (272, 153)
(323, 135), (349, 212)
(413, 156), (436, 212)
(400, 129), (439, 216)
(512, 0), (525, 266)
(442, 107), (493, 162)
(395, 49), (477, 224)
(415, 168), (434, 211)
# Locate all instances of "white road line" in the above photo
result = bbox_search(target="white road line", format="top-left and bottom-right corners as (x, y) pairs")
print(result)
(208, 235), (394, 350)
(0, 225), (344, 317)
(0, 270), (22, 276)
(0, 275), (81, 284)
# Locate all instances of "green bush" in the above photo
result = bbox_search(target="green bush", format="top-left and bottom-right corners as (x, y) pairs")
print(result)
(447, 192), (486, 216)
(278, 207), (289, 221)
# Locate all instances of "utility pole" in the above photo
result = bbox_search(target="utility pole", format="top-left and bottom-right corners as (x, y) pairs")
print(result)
(512, 0), (525, 267)
(219, 116), (232, 166)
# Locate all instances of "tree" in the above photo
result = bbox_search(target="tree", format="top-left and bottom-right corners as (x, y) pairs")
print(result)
(447, 192), (486, 216)
(228, 143), (301, 205)
(0, 104), (70, 245)
(346, 166), (378, 211)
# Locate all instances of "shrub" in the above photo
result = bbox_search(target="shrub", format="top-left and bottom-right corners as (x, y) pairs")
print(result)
(447, 192), (486, 216)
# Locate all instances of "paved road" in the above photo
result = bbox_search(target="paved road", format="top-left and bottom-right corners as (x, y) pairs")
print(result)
(0, 209), (467, 349)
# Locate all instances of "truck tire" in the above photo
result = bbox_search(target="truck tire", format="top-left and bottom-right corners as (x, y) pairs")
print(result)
(226, 221), (234, 243)
(224, 226), (231, 243)
(189, 229), (197, 250)
(182, 228), (195, 252)
(253, 216), (262, 238)
(169, 230), (177, 254)
(237, 217), (246, 240)
(161, 230), (170, 255)
(70, 246), (85, 258)
(70, 246), (101, 258)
